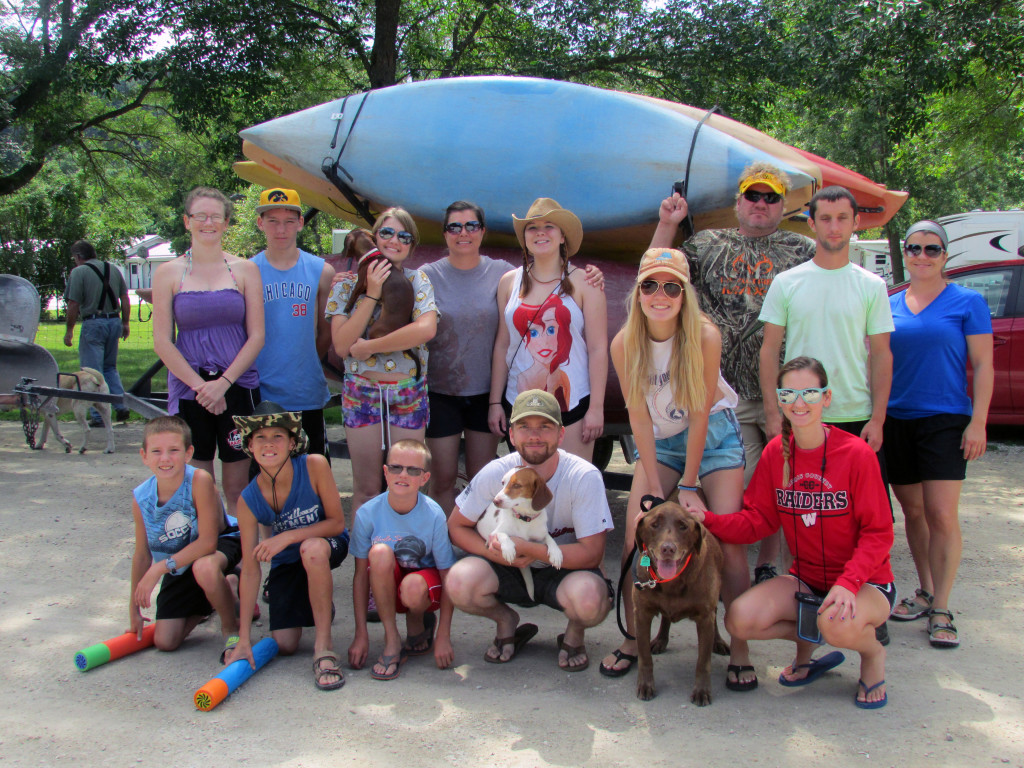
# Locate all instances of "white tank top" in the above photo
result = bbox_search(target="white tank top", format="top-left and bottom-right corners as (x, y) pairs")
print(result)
(503, 268), (590, 412)
(646, 337), (738, 439)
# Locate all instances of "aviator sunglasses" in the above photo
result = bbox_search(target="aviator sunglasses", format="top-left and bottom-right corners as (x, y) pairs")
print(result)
(904, 243), (944, 257)
(377, 226), (415, 245)
(385, 463), (426, 477)
(639, 279), (684, 299)
(742, 190), (783, 205)
(443, 220), (483, 234)
(776, 386), (829, 405)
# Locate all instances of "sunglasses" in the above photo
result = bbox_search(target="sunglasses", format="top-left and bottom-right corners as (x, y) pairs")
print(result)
(775, 387), (829, 405)
(443, 220), (483, 234)
(639, 279), (684, 299)
(188, 213), (226, 223)
(385, 463), (426, 477)
(377, 226), (414, 245)
(904, 243), (944, 257)
(742, 190), (783, 205)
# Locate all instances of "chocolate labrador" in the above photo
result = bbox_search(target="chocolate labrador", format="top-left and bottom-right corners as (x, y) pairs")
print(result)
(342, 227), (415, 340)
(632, 500), (728, 705)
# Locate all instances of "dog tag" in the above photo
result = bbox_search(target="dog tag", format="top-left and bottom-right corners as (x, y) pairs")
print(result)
(639, 554), (651, 568)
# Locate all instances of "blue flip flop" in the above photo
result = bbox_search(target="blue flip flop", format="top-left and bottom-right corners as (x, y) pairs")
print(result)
(855, 678), (887, 709)
(778, 650), (846, 687)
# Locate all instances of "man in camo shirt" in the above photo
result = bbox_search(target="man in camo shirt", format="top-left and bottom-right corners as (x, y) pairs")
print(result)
(648, 162), (814, 586)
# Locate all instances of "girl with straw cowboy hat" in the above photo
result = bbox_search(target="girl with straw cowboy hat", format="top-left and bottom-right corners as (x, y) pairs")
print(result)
(226, 401), (350, 691)
(488, 198), (608, 462)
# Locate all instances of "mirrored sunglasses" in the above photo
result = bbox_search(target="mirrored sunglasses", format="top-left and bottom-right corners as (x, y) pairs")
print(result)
(443, 220), (482, 234)
(903, 243), (944, 257)
(377, 226), (414, 245)
(742, 190), (783, 205)
(385, 463), (425, 477)
(639, 279), (684, 299)
(775, 387), (829, 405)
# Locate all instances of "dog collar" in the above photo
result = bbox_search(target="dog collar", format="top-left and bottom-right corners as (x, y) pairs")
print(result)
(357, 247), (384, 265)
(514, 511), (535, 522)
(634, 545), (692, 590)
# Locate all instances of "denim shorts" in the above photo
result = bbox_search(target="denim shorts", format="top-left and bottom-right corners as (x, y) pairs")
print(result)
(642, 408), (745, 478)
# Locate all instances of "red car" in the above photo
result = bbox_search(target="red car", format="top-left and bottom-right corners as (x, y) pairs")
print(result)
(889, 260), (1024, 425)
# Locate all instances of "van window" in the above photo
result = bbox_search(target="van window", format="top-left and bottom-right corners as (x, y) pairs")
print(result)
(950, 268), (1012, 318)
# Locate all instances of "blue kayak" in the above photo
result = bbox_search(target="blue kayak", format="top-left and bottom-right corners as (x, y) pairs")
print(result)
(239, 76), (816, 235)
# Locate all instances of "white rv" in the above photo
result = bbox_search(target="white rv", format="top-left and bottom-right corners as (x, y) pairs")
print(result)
(850, 209), (1024, 285)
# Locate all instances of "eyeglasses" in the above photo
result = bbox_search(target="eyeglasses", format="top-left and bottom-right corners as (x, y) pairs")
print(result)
(639, 279), (684, 299)
(377, 227), (414, 245)
(775, 387), (829, 405)
(188, 213), (226, 223)
(904, 243), (944, 257)
(742, 190), (783, 205)
(443, 221), (482, 234)
(385, 463), (426, 477)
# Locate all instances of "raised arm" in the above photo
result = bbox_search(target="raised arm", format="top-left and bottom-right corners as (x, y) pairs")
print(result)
(648, 193), (689, 249)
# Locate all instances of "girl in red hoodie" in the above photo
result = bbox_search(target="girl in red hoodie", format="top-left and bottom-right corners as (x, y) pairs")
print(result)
(692, 356), (894, 709)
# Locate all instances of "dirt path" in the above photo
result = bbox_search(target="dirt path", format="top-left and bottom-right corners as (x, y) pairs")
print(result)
(1, 421), (1022, 767)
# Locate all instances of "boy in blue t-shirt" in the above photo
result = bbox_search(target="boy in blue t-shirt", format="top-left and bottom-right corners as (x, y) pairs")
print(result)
(348, 439), (456, 680)
(130, 416), (241, 659)
(228, 402), (349, 691)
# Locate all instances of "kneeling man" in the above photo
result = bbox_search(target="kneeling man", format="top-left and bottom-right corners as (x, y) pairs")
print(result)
(446, 390), (613, 670)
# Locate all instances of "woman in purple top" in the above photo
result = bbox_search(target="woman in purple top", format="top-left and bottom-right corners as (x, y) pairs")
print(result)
(884, 219), (993, 649)
(153, 187), (265, 516)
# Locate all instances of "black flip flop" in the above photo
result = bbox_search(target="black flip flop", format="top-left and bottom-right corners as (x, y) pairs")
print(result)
(484, 622), (539, 663)
(725, 664), (758, 692)
(599, 649), (638, 678)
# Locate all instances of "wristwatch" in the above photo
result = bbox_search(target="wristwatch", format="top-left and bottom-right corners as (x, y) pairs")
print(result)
(165, 557), (179, 576)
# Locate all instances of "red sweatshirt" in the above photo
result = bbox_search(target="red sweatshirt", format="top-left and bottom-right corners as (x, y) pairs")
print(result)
(703, 427), (893, 594)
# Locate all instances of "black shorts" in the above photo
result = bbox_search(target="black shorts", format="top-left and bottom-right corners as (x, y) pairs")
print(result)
(178, 371), (260, 463)
(883, 413), (970, 484)
(248, 408), (329, 481)
(425, 391), (491, 438)
(793, 576), (897, 612)
(485, 559), (613, 610)
(155, 536), (243, 620)
(501, 394), (590, 429)
(267, 535), (349, 631)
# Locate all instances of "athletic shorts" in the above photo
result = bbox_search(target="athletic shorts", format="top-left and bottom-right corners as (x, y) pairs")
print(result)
(342, 374), (428, 431)
(485, 558), (613, 611)
(640, 408), (745, 478)
(178, 370), (260, 463)
(267, 535), (349, 631)
(426, 391), (491, 438)
(155, 535), (243, 620)
(501, 394), (590, 429)
(385, 562), (443, 613)
(794, 575), (898, 613)
(883, 413), (970, 484)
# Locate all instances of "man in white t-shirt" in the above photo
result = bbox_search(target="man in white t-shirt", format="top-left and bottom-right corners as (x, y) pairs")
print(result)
(446, 390), (613, 670)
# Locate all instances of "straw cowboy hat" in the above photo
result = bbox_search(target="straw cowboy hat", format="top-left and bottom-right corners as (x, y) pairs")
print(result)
(512, 198), (583, 257)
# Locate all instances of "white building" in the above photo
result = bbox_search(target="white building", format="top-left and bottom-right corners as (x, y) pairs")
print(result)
(124, 235), (175, 291)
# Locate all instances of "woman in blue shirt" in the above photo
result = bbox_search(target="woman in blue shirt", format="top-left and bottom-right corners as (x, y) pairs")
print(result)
(884, 220), (993, 648)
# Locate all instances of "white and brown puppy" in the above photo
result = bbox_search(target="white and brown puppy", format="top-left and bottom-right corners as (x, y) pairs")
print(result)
(34, 367), (115, 454)
(476, 466), (562, 600)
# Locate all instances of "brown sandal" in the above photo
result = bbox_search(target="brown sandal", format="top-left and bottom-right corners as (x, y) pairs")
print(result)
(557, 633), (589, 672)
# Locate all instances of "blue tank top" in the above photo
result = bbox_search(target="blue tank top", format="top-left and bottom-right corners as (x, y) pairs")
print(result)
(134, 465), (200, 568)
(242, 455), (343, 567)
(252, 250), (330, 410)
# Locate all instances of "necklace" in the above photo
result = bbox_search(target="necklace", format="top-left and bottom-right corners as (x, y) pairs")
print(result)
(528, 268), (561, 284)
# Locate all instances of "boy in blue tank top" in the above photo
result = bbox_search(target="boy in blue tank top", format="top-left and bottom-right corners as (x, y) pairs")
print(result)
(348, 439), (456, 680)
(228, 402), (349, 691)
(130, 416), (242, 659)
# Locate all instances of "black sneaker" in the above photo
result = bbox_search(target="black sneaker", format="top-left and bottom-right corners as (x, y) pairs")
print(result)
(367, 592), (380, 623)
(875, 621), (890, 646)
(115, 408), (131, 422)
(754, 563), (778, 585)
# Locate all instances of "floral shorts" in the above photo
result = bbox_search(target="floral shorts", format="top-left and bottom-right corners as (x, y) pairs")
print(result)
(342, 374), (428, 431)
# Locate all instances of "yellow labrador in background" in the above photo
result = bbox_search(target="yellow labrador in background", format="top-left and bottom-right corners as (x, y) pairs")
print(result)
(34, 367), (116, 454)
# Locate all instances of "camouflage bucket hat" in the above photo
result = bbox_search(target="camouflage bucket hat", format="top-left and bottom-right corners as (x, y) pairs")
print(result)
(232, 401), (309, 459)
